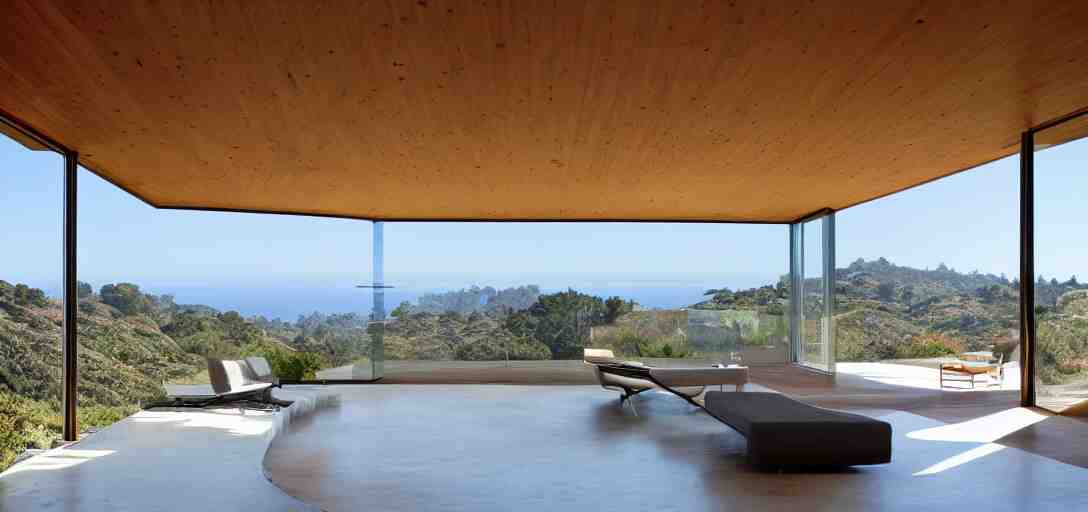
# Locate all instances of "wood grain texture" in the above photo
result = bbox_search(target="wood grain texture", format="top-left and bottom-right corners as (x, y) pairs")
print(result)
(1, 1), (1087, 221)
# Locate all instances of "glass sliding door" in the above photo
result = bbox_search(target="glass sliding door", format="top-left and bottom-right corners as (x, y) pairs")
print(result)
(792, 213), (836, 372)
(1033, 113), (1088, 413)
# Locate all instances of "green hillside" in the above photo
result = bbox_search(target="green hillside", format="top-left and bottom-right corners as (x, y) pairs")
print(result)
(0, 280), (320, 470)
(4, 260), (1088, 471)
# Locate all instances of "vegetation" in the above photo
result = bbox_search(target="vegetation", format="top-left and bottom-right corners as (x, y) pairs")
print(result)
(4, 258), (1088, 472)
(240, 341), (325, 380)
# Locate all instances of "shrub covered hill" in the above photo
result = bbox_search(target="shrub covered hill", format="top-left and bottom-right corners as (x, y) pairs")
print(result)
(4, 258), (1088, 470)
(0, 279), (329, 470)
(831, 257), (1024, 360)
(694, 257), (1087, 377)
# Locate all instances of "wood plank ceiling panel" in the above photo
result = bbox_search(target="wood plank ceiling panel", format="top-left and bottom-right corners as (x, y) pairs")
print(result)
(1, 0), (1086, 222)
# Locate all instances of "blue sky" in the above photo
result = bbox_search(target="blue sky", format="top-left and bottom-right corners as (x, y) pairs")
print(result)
(2, 133), (1085, 317)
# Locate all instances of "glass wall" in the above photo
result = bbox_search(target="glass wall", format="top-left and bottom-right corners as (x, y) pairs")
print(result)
(0, 131), (63, 471)
(377, 222), (790, 380)
(832, 153), (1021, 393)
(792, 214), (835, 372)
(1034, 115), (1088, 413)
(75, 167), (376, 416)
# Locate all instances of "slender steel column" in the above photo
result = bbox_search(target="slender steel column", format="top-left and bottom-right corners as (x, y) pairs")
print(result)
(788, 223), (803, 363)
(1019, 131), (1036, 407)
(822, 213), (836, 373)
(62, 150), (79, 441)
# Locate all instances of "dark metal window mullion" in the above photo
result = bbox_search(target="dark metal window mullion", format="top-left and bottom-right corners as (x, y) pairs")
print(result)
(1019, 131), (1035, 408)
(62, 150), (79, 441)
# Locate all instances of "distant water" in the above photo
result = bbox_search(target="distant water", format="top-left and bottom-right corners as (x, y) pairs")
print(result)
(153, 284), (716, 321)
(33, 276), (776, 321)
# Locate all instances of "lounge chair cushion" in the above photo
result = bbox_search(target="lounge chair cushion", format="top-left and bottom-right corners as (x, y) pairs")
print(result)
(649, 367), (748, 388)
(244, 356), (276, 382)
(941, 362), (995, 375)
(704, 392), (891, 466)
(208, 358), (272, 396)
(583, 348), (621, 365)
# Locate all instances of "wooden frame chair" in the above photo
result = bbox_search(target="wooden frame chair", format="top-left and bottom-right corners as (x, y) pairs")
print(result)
(939, 353), (1004, 389)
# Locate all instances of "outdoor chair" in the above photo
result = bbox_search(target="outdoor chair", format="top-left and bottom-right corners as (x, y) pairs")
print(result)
(939, 353), (1004, 389)
(244, 356), (281, 387)
(146, 358), (292, 409)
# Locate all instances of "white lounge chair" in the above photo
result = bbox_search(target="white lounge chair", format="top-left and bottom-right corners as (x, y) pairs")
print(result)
(584, 348), (748, 404)
(244, 356), (280, 386)
(149, 358), (291, 409)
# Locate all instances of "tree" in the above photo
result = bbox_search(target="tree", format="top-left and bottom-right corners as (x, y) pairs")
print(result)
(877, 282), (895, 302)
(504, 289), (610, 359)
(1068, 276), (1079, 286)
(240, 341), (325, 380)
(219, 311), (263, 345)
(100, 283), (153, 316)
(977, 284), (1004, 304)
(76, 281), (93, 299)
(899, 285), (914, 307)
(391, 301), (412, 318)
(604, 296), (630, 324)
(12, 284), (47, 307)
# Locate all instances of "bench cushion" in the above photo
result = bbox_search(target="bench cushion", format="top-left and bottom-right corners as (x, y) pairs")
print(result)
(704, 392), (892, 466)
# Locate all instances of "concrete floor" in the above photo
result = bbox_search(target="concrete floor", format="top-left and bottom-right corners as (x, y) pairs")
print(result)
(264, 385), (1087, 512)
(0, 388), (334, 511)
(2, 363), (1083, 512)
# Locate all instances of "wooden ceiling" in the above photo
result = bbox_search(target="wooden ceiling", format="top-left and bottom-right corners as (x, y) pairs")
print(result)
(1, 1), (1087, 222)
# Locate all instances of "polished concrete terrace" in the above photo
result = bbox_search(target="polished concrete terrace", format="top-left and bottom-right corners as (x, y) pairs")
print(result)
(1, 366), (1083, 512)
(266, 385), (1086, 512)
(0, 388), (335, 511)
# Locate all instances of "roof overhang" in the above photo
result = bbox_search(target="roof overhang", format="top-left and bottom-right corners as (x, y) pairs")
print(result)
(2, 1), (1087, 222)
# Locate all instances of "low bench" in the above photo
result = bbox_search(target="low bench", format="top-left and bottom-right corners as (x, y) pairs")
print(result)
(704, 392), (891, 467)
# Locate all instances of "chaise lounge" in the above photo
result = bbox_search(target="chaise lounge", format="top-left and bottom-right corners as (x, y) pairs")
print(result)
(149, 357), (292, 409)
(591, 351), (892, 467)
(584, 348), (748, 403)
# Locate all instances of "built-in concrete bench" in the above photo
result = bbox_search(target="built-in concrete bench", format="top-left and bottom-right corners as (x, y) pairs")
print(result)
(704, 391), (892, 467)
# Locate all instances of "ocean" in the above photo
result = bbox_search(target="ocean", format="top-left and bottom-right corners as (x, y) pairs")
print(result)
(33, 274), (780, 321)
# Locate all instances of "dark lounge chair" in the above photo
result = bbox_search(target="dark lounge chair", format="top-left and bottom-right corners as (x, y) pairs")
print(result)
(599, 363), (892, 467)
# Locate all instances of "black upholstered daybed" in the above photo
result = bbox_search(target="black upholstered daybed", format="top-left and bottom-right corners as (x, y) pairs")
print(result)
(704, 391), (892, 467)
(595, 363), (892, 467)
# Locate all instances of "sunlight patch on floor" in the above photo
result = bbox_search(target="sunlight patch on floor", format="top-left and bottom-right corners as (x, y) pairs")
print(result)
(907, 407), (1049, 477)
(0, 449), (115, 477)
(914, 443), (1006, 476)
(907, 407), (1048, 443)
(836, 362), (1020, 392)
(130, 409), (275, 437)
